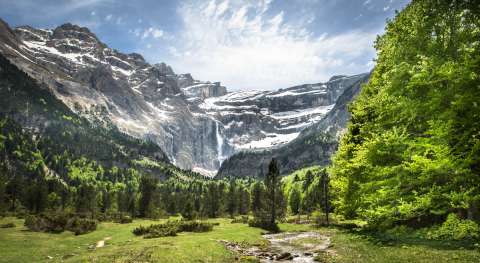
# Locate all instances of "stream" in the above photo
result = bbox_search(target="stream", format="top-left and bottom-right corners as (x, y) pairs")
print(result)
(221, 231), (331, 262)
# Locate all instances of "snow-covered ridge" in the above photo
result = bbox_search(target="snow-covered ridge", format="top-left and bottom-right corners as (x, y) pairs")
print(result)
(195, 75), (359, 151)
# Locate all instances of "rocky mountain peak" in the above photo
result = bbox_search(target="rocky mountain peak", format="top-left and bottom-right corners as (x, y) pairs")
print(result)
(154, 62), (175, 75)
(328, 75), (347, 82)
(52, 23), (100, 43)
(128, 52), (146, 63)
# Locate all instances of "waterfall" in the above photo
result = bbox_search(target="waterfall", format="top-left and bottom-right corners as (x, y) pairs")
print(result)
(216, 121), (224, 165)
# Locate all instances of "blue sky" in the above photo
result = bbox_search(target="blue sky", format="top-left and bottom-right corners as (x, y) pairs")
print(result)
(0, 0), (410, 90)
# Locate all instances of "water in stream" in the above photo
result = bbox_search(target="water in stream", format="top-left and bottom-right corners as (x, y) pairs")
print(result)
(221, 231), (331, 262)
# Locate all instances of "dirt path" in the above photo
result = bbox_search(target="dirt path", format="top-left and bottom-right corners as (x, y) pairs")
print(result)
(221, 231), (332, 262)
(96, 237), (111, 248)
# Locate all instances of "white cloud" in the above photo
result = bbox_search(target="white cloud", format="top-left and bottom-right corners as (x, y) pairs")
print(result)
(133, 28), (142, 37)
(159, 0), (376, 90)
(141, 27), (164, 39)
(105, 14), (113, 21)
(90, 11), (96, 16)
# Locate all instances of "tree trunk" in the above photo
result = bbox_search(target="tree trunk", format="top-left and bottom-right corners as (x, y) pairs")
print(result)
(468, 200), (479, 222)
(271, 186), (276, 225)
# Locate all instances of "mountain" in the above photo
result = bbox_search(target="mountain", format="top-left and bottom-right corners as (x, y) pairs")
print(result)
(217, 73), (370, 178)
(0, 52), (199, 183)
(0, 18), (368, 176)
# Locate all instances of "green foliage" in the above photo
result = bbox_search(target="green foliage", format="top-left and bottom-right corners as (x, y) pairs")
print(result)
(24, 213), (97, 235)
(282, 166), (330, 218)
(247, 217), (279, 233)
(288, 185), (301, 215)
(231, 215), (249, 224)
(132, 220), (214, 238)
(427, 214), (480, 241)
(330, 0), (480, 229)
(120, 215), (133, 224)
(66, 217), (98, 235)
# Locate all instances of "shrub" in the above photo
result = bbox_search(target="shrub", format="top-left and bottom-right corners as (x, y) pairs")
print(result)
(119, 215), (133, 224)
(24, 214), (67, 233)
(231, 216), (249, 224)
(0, 222), (15, 228)
(132, 225), (149, 236)
(24, 213), (97, 235)
(66, 217), (97, 235)
(427, 213), (480, 240)
(132, 220), (214, 239)
(178, 221), (213, 232)
(248, 218), (279, 233)
(113, 214), (133, 224)
(24, 215), (42, 231)
(144, 226), (178, 238)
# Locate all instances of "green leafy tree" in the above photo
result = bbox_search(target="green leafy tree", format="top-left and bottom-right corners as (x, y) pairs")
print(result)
(330, 0), (480, 228)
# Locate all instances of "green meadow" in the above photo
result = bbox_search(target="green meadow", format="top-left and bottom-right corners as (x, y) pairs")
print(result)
(1, 217), (479, 263)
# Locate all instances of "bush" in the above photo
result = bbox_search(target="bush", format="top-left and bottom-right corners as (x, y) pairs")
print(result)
(427, 214), (480, 240)
(24, 213), (97, 235)
(248, 218), (279, 233)
(119, 215), (133, 224)
(231, 216), (249, 224)
(144, 226), (178, 238)
(0, 222), (15, 228)
(24, 214), (67, 233)
(132, 225), (149, 236)
(132, 220), (214, 238)
(113, 214), (133, 224)
(178, 220), (213, 232)
(66, 217), (97, 235)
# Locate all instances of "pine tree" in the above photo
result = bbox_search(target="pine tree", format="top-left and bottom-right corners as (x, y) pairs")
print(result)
(250, 181), (264, 216)
(227, 180), (237, 218)
(264, 158), (282, 226)
(138, 175), (158, 218)
(237, 185), (250, 215)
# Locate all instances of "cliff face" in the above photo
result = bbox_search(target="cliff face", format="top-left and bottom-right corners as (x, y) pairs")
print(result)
(0, 19), (369, 176)
(217, 73), (370, 178)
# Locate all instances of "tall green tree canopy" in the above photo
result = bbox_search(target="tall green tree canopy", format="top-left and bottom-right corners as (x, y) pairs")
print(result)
(331, 0), (480, 228)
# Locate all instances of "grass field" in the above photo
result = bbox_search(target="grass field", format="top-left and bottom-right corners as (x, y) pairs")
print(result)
(0, 217), (479, 263)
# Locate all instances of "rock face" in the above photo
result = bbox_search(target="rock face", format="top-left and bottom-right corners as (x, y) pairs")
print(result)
(0, 19), (369, 176)
(217, 73), (370, 178)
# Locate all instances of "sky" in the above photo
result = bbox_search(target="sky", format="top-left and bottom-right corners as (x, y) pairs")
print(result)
(0, 0), (410, 90)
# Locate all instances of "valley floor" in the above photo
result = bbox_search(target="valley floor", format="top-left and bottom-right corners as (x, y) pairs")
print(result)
(0, 217), (479, 263)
